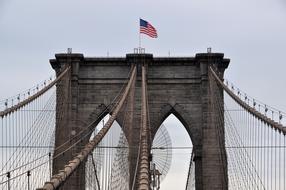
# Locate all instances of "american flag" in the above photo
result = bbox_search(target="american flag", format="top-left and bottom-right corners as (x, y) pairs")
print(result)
(140, 19), (158, 38)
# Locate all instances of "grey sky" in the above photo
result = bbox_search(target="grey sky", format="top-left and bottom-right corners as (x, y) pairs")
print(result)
(0, 0), (286, 189)
(1, 0), (285, 110)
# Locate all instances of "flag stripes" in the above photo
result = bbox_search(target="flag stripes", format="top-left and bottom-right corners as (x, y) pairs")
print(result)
(140, 19), (158, 38)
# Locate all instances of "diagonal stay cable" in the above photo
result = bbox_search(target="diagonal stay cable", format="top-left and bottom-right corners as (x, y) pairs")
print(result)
(0, 62), (133, 185)
(36, 65), (137, 190)
(46, 62), (133, 155)
(0, 64), (133, 179)
(90, 153), (101, 190)
(211, 70), (266, 189)
(185, 150), (194, 190)
(0, 65), (134, 188)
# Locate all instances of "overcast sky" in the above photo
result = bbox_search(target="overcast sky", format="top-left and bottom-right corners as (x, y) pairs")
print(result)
(1, 0), (286, 189)
(1, 0), (286, 109)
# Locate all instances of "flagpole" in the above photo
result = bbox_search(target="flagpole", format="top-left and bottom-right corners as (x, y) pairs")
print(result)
(139, 33), (141, 49)
(139, 18), (141, 49)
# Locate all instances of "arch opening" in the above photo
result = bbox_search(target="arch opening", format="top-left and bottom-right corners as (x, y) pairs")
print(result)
(85, 114), (129, 190)
(154, 113), (194, 190)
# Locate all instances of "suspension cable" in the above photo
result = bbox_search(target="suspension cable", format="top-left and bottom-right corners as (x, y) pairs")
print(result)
(0, 67), (70, 118)
(137, 65), (151, 190)
(210, 67), (286, 134)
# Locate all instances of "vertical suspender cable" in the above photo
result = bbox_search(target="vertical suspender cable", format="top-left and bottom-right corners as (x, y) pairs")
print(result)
(7, 172), (10, 190)
(275, 130), (277, 190)
(283, 134), (286, 189)
(48, 152), (51, 179)
(261, 122), (265, 190)
(278, 132), (281, 190)
(267, 124), (270, 189)
(270, 126), (272, 189)
(27, 170), (30, 190)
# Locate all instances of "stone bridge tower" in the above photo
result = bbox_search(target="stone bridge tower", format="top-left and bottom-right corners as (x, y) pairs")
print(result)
(50, 51), (230, 190)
